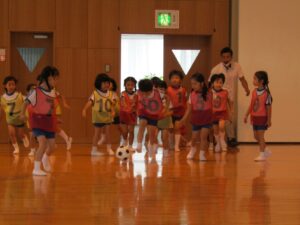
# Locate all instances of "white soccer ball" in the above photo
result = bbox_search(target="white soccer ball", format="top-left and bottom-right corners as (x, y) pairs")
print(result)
(116, 146), (130, 161)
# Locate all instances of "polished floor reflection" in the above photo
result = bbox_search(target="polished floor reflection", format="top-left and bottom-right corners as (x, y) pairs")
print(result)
(0, 144), (300, 225)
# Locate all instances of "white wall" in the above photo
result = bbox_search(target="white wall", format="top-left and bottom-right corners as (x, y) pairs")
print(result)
(237, 0), (300, 142)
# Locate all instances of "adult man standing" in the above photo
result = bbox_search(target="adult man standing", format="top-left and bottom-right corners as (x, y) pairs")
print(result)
(210, 47), (250, 147)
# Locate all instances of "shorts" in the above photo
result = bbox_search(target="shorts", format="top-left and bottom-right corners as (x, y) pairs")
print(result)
(113, 116), (120, 125)
(93, 123), (111, 128)
(253, 125), (268, 131)
(157, 116), (173, 130)
(32, 128), (56, 139)
(8, 123), (25, 128)
(192, 124), (212, 131)
(139, 116), (158, 126)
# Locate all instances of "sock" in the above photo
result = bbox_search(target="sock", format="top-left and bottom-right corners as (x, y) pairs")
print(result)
(175, 134), (181, 150)
(219, 132), (227, 146)
(13, 143), (19, 151)
(34, 161), (41, 171)
(59, 130), (69, 143)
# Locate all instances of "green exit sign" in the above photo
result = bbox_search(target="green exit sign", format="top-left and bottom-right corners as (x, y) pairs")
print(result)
(155, 10), (179, 29)
(157, 13), (172, 27)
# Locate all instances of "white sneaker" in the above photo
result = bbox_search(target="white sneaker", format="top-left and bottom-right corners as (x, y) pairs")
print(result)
(67, 137), (73, 150)
(187, 148), (197, 160)
(107, 149), (114, 156)
(42, 155), (52, 172)
(28, 149), (35, 156)
(199, 151), (207, 161)
(91, 149), (104, 156)
(32, 169), (47, 176)
(255, 150), (272, 162)
(13, 148), (19, 154)
(209, 142), (214, 150)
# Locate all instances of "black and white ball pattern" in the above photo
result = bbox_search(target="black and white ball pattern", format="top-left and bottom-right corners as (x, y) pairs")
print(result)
(116, 146), (130, 161)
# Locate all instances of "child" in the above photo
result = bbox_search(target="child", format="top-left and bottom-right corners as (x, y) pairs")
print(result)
(119, 77), (138, 151)
(26, 83), (37, 156)
(167, 70), (187, 152)
(98, 77), (122, 146)
(178, 73), (212, 161)
(157, 80), (173, 156)
(136, 79), (163, 157)
(21, 66), (59, 176)
(210, 73), (232, 152)
(0, 76), (29, 154)
(244, 71), (272, 161)
(82, 73), (116, 156)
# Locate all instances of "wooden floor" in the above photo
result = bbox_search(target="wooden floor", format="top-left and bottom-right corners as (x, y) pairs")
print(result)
(0, 144), (300, 225)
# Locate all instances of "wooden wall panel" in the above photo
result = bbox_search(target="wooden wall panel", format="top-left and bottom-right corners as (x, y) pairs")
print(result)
(119, 0), (168, 33)
(88, 0), (120, 49)
(120, 0), (214, 35)
(0, 0), (10, 77)
(88, 49), (120, 90)
(9, 0), (55, 31)
(167, 0), (214, 34)
(56, 0), (88, 48)
(210, 0), (230, 66)
(55, 48), (88, 98)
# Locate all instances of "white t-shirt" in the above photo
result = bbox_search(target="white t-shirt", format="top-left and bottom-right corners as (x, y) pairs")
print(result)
(210, 61), (244, 101)
(26, 88), (56, 106)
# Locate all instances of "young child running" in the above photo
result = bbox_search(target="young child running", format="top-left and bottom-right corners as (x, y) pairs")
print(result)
(0, 76), (29, 154)
(210, 73), (232, 152)
(244, 71), (272, 161)
(178, 73), (213, 161)
(167, 70), (187, 152)
(98, 77), (122, 147)
(136, 79), (163, 157)
(82, 73), (116, 156)
(119, 77), (138, 151)
(21, 66), (59, 176)
(26, 83), (37, 156)
(157, 80), (173, 157)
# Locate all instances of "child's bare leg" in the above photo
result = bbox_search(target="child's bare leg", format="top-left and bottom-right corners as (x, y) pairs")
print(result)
(120, 124), (128, 146)
(8, 125), (19, 154)
(91, 127), (102, 156)
(174, 121), (181, 152)
(105, 125), (114, 155)
(128, 125), (135, 149)
(199, 128), (209, 161)
(187, 130), (199, 159)
(42, 138), (56, 172)
(33, 136), (48, 176)
(219, 120), (227, 151)
(136, 119), (147, 152)
(257, 130), (266, 152)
